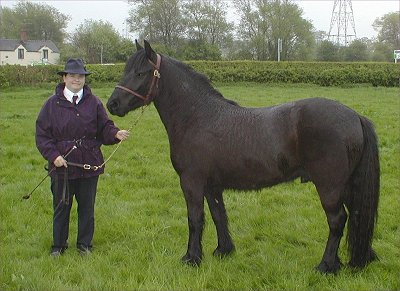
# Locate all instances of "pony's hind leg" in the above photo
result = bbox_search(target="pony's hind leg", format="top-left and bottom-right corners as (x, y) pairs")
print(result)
(205, 189), (235, 257)
(316, 186), (348, 274)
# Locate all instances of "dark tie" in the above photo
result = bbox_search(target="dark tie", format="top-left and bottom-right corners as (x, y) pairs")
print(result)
(72, 94), (78, 106)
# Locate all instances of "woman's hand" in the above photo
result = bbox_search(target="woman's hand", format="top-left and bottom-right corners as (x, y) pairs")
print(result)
(115, 130), (130, 141)
(54, 155), (67, 168)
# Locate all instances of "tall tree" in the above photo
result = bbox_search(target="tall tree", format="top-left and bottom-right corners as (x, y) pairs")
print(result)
(128, 0), (184, 48)
(234, 0), (314, 61)
(70, 20), (121, 64)
(372, 11), (399, 61)
(0, 1), (70, 46)
(371, 42), (393, 62)
(373, 11), (400, 49)
(316, 40), (340, 61)
(342, 39), (370, 61)
(183, 0), (233, 48)
(116, 38), (136, 62)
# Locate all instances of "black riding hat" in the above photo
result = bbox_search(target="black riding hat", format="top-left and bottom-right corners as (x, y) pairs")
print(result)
(57, 58), (91, 76)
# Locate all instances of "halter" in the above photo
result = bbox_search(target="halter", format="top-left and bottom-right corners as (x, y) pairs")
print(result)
(115, 53), (161, 105)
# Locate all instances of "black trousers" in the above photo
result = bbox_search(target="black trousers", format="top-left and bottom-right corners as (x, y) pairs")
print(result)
(51, 174), (99, 250)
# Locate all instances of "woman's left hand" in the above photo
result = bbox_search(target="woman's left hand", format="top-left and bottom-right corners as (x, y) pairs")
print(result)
(115, 130), (130, 141)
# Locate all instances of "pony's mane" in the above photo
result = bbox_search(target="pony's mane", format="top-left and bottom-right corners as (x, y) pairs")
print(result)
(166, 56), (239, 106)
(124, 50), (239, 106)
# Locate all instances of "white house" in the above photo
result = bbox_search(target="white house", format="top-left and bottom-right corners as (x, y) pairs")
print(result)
(0, 31), (60, 66)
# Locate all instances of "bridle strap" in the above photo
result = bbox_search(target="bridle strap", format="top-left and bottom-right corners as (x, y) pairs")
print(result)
(115, 53), (161, 105)
(115, 85), (146, 101)
(146, 54), (161, 103)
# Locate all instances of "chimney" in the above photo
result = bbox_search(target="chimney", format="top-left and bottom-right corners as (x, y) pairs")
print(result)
(20, 30), (28, 42)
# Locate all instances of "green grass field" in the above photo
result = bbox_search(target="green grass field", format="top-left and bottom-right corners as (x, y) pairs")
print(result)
(0, 83), (399, 290)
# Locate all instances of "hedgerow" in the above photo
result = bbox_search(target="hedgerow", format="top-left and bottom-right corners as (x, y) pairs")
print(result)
(0, 61), (398, 88)
(188, 61), (399, 87)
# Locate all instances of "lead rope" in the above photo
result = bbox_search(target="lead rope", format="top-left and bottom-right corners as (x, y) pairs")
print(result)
(66, 105), (148, 171)
(99, 104), (148, 168)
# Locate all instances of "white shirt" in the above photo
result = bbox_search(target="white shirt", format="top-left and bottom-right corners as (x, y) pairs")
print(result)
(64, 87), (83, 104)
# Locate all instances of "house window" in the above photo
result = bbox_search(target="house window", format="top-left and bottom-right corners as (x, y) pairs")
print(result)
(18, 49), (24, 59)
(43, 49), (48, 60)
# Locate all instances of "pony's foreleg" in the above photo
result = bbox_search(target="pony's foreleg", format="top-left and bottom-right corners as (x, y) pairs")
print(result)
(205, 189), (235, 257)
(180, 175), (205, 266)
(316, 187), (348, 274)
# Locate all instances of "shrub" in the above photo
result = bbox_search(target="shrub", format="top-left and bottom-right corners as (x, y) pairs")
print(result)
(0, 61), (398, 88)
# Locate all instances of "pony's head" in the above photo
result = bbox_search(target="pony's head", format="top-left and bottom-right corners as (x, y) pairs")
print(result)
(107, 40), (160, 117)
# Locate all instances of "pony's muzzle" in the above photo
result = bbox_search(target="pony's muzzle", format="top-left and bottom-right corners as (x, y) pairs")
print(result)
(107, 99), (119, 115)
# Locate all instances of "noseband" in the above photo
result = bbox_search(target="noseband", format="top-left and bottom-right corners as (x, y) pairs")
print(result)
(115, 53), (161, 105)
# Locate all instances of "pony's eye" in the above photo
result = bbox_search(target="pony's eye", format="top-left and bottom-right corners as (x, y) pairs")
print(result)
(136, 69), (152, 77)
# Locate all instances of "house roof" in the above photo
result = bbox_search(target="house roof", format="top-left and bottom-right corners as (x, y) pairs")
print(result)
(0, 39), (60, 53)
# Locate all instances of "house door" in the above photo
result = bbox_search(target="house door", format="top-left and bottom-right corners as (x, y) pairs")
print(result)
(43, 49), (48, 61)
(18, 49), (24, 59)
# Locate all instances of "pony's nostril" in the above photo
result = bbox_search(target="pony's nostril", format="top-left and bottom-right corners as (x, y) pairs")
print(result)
(107, 100), (118, 112)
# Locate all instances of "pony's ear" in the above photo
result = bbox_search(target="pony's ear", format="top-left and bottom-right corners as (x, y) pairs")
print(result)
(144, 40), (157, 64)
(135, 39), (143, 51)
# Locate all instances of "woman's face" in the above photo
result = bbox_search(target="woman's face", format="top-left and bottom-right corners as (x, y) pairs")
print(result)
(63, 73), (86, 93)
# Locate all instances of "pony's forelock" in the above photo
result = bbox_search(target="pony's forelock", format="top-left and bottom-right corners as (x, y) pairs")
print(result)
(124, 49), (147, 75)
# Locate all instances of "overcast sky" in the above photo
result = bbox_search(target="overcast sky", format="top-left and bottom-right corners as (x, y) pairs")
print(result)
(0, 0), (398, 40)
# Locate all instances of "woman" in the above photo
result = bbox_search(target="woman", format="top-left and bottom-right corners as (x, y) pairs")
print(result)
(36, 58), (129, 256)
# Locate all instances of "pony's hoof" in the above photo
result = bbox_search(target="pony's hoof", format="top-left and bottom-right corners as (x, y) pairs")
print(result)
(369, 249), (379, 262)
(213, 245), (235, 258)
(181, 253), (202, 266)
(349, 251), (379, 268)
(349, 248), (378, 268)
(315, 260), (341, 274)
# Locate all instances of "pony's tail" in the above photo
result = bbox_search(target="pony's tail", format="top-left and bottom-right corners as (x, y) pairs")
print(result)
(347, 116), (380, 268)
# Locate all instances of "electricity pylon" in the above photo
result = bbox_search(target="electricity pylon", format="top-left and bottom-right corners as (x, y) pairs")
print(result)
(328, 0), (357, 46)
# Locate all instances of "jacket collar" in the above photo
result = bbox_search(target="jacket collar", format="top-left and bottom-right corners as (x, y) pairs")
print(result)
(55, 83), (92, 101)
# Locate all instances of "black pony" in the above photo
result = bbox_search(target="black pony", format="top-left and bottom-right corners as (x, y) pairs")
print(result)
(107, 40), (380, 274)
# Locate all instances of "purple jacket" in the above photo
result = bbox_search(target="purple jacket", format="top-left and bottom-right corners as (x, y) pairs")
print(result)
(36, 83), (120, 179)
